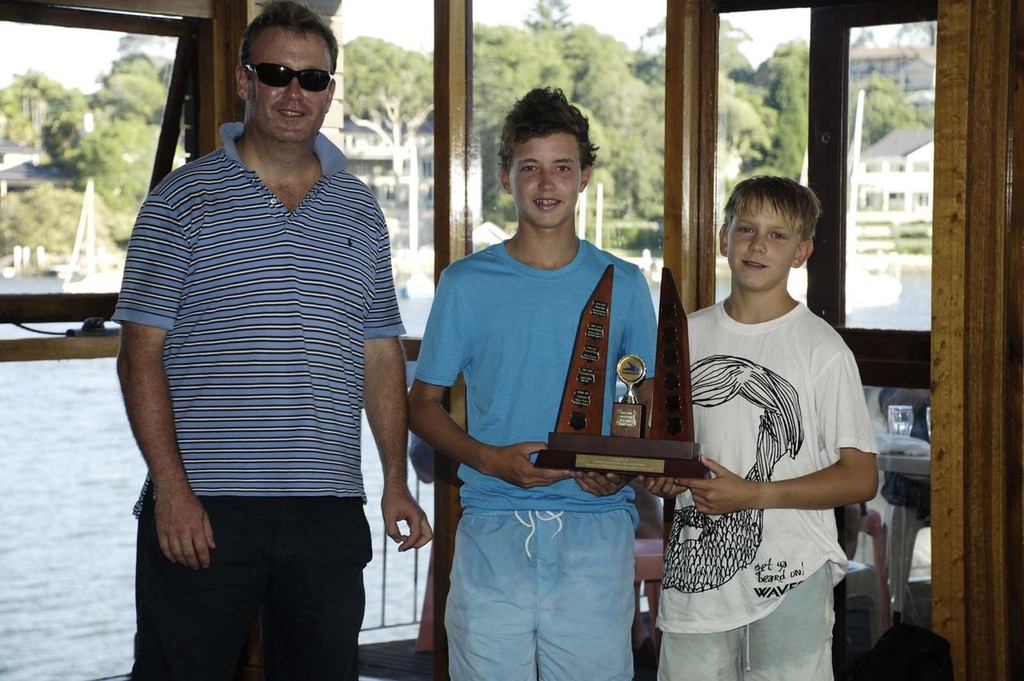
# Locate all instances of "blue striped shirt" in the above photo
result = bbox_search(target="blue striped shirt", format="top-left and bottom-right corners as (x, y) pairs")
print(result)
(114, 122), (405, 500)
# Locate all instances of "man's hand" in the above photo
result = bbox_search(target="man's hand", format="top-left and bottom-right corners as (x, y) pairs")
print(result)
(381, 484), (433, 551)
(153, 486), (215, 570)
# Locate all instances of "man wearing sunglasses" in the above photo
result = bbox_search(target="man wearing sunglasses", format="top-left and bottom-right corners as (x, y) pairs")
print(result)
(113, 2), (432, 679)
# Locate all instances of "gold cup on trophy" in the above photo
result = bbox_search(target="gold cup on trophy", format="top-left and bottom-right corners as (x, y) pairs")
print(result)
(611, 354), (646, 439)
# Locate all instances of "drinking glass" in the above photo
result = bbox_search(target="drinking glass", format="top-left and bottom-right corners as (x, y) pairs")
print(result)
(887, 404), (914, 436)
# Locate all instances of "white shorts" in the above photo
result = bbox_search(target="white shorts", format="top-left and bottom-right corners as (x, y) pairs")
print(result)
(657, 564), (835, 681)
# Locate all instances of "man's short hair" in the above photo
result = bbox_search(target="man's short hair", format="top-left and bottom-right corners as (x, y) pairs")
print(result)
(239, 1), (339, 73)
(498, 87), (599, 170)
(722, 175), (822, 241)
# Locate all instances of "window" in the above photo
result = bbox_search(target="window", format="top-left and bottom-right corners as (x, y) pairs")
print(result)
(716, 8), (811, 303)
(803, 3), (937, 663)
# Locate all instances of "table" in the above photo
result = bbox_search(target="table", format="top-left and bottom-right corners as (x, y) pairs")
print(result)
(876, 442), (930, 621)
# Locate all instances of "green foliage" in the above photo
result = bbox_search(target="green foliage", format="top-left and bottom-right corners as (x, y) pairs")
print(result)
(760, 41), (810, 180)
(526, 0), (572, 33)
(719, 77), (773, 170)
(471, 20), (666, 224)
(472, 24), (575, 221)
(0, 71), (81, 149)
(71, 119), (159, 213)
(719, 20), (755, 82)
(342, 36), (433, 123)
(597, 221), (661, 254)
(92, 55), (168, 125)
(1, 52), (166, 218)
(0, 183), (122, 258)
(852, 72), (929, 147)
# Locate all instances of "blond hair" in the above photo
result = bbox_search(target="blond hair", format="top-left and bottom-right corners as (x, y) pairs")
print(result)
(723, 176), (822, 241)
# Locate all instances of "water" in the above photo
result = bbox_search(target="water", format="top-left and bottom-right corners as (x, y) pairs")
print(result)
(0, 266), (927, 679)
(0, 277), (435, 680)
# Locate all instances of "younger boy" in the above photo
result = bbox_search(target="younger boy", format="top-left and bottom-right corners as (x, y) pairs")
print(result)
(645, 176), (879, 680)
(409, 87), (657, 680)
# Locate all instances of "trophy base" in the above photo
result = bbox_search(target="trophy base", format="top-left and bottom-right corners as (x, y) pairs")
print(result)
(536, 432), (704, 477)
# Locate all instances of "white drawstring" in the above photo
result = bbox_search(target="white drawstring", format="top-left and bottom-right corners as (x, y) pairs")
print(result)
(742, 623), (752, 673)
(514, 510), (564, 563)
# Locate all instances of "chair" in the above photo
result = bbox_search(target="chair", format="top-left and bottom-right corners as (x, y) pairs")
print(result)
(634, 537), (664, 656)
(845, 509), (891, 645)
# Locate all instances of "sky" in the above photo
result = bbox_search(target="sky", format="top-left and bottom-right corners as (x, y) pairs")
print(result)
(0, 4), (818, 94)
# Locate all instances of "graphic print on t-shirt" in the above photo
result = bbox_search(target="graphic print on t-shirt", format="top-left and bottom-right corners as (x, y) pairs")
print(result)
(662, 354), (804, 593)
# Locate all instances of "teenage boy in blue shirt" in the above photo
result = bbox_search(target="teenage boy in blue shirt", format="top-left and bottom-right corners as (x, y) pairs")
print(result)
(409, 87), (657, 680)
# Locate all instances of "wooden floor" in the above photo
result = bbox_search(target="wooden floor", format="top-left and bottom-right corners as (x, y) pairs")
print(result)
(358, 639), (659, 680)
(97, 640), (659, 681)
(359, 638), (433, 680)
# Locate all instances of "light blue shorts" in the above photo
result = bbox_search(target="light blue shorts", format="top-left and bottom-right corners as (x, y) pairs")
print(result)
(445, 509), (635, 681)
(657, 564), (835, 681)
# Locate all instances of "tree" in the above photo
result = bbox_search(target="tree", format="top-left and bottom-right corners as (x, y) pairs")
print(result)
(92, 55), (169, 125)
(563, 25), (664, 219)
(853, 72), (928, 148)
(342, 37), (433, 250)
(71, 117), (159, 214)
(471, 20), (667, 227)
(343, 36), (433, 176)
(851, 28), (878, 48)
(472, 24), (573, 223)
(760, 41), (810, 180)
(719, 77), (773, 177)
(526, 0), (571, 33)
(0, 183), (122, 259)
(0, 71), (81, 149)
(719, 20), (755, 82)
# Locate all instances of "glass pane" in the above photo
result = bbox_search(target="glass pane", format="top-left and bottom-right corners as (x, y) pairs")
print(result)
(846, 23), (935, 330)
(0, 22), (178, 295)
(0, 22), (177, 678)
(848, 386), (932, 664)
(321, 1), (436, 641)
(471, 0), (667, 311)
(0, 9), (438, 676)
(335, 1), (435, 338)
(716, 9), (811, 303)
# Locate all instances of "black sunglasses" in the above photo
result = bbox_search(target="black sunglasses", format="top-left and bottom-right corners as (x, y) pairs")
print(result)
(244, 63), (333, 92)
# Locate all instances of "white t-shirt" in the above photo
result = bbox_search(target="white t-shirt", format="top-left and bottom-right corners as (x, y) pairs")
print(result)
(657, 301), (878, 634)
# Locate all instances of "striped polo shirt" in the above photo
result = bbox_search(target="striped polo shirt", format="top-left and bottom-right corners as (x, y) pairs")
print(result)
(114, 122), (405, 501)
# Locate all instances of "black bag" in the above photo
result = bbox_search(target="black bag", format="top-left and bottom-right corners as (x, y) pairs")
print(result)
(842, 613), (954, 681)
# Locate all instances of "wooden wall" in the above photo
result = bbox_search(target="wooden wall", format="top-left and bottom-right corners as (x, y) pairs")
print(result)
(931, 0), (1024, 678)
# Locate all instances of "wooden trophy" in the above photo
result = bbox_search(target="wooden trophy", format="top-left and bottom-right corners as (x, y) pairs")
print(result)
(534, 266), (703, 477)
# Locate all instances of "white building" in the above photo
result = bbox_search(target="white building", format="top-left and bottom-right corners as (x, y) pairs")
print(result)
(852, 127), (933, 225)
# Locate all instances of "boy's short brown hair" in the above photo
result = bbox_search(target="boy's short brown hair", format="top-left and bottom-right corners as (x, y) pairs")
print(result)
(498, 87), (598, 171)
(722, 176), (822, 241)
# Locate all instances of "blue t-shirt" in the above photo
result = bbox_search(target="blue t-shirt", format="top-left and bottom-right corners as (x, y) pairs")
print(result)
(414, 239), (657, 516)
